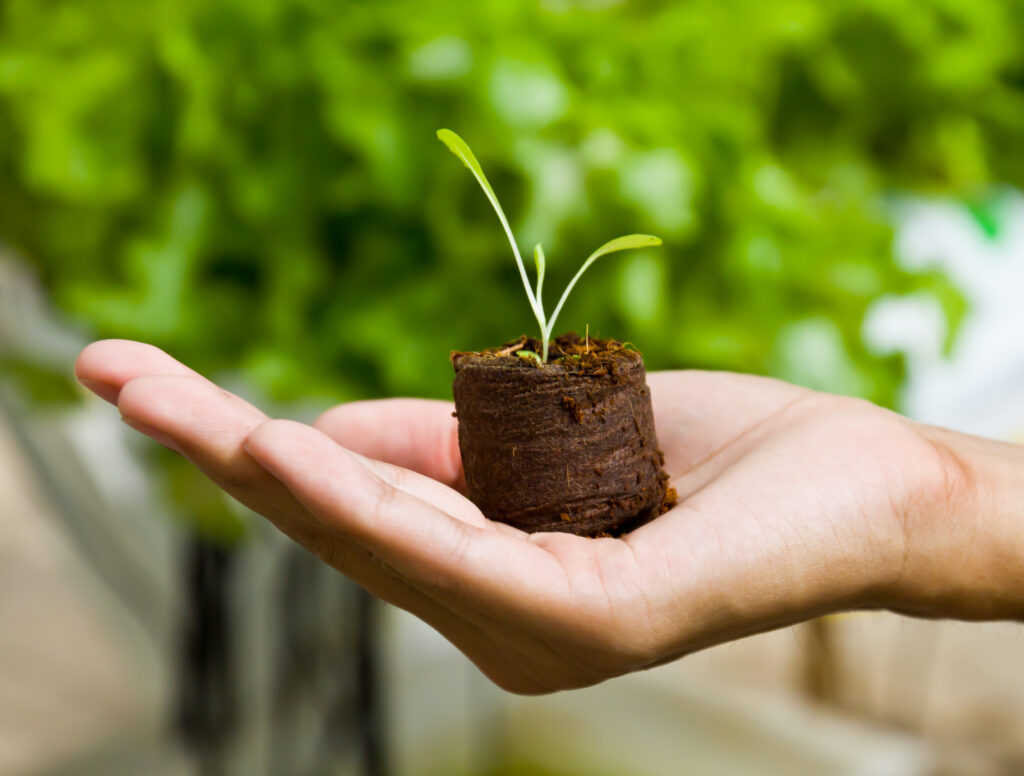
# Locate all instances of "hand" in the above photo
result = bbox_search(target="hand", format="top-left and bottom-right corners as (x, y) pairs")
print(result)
(74, 340), (1024, 694)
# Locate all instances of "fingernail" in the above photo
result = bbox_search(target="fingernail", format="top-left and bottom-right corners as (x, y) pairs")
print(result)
(78, 377), (119, 404)
(121, 417), (184, 456)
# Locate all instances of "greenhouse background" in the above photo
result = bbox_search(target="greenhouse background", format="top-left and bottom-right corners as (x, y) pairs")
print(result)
(2, 1), (1024, 774)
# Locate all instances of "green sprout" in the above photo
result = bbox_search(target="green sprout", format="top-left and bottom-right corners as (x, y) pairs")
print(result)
(437, 129), (662, 363)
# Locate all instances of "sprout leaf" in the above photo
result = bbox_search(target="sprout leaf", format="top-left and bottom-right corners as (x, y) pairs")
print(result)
(533, 243), (546, 310)
(437, 129), (540, 319)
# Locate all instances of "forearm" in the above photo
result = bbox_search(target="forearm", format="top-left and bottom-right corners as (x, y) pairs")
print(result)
(892, 424), (1024, 622)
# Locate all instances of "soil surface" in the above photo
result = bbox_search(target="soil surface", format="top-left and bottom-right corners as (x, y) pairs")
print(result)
(451, 332), (677, 537)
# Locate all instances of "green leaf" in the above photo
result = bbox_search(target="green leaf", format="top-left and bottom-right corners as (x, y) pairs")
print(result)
(546, 234), (663, 339)
(588, 233), (663, 257)
(436, 129), (541, 320)
(517, 349), (542, 362)
(533, 243), (546, 309)
(436, 129), (497, 207)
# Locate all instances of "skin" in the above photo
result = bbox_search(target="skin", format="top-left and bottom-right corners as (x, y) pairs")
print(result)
(75, 339), (1024, 695)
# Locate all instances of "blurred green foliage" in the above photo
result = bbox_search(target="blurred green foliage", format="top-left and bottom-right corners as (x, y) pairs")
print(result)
(4, 0), (1024, 407)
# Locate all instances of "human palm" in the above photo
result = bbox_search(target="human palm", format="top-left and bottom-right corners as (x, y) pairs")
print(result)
(75, 340), (959, 694)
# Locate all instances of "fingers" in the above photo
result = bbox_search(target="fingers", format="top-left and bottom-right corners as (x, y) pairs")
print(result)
(77, 341), (468, 489)
(314, 398), (464, 491)
(76, 339), (262, 416)
(116, 374), (478, 524)
(245, 419), (563, 614)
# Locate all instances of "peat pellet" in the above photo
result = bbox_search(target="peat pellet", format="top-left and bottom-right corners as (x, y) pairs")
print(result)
(451, 333), (676, 537)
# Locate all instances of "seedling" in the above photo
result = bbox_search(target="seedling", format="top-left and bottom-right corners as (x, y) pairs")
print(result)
(437, 129), (662, 363)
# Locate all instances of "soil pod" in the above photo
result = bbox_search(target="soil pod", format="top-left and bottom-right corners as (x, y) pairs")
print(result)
(451, 333), (676, 537)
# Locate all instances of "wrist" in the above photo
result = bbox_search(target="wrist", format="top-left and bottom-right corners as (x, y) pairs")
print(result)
(890, 424), (1024, 621)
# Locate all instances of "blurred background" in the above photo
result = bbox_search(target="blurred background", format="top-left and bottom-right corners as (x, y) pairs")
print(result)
(2, 0), (1024, 774)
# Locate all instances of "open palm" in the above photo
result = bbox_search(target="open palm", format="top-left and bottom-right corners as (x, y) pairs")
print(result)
(76, 340), (956, 694)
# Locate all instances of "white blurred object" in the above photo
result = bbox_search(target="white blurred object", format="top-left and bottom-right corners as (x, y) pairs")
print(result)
(865, 189), (1024, 439)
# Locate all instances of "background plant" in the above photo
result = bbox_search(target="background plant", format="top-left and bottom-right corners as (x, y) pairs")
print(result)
(2, 0), (1022, 534)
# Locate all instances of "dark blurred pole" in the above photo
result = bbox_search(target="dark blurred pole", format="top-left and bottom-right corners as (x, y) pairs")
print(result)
(355, 589), (387, 776)
(176, 536), (236, 776)
(174, 535), (386, 776)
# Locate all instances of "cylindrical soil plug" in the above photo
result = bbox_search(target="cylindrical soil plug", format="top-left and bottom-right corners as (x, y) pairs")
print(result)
(451, 333), (676, 537)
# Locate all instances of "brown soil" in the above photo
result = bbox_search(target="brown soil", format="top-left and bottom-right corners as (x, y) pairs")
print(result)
(451, 332), (677, 537)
